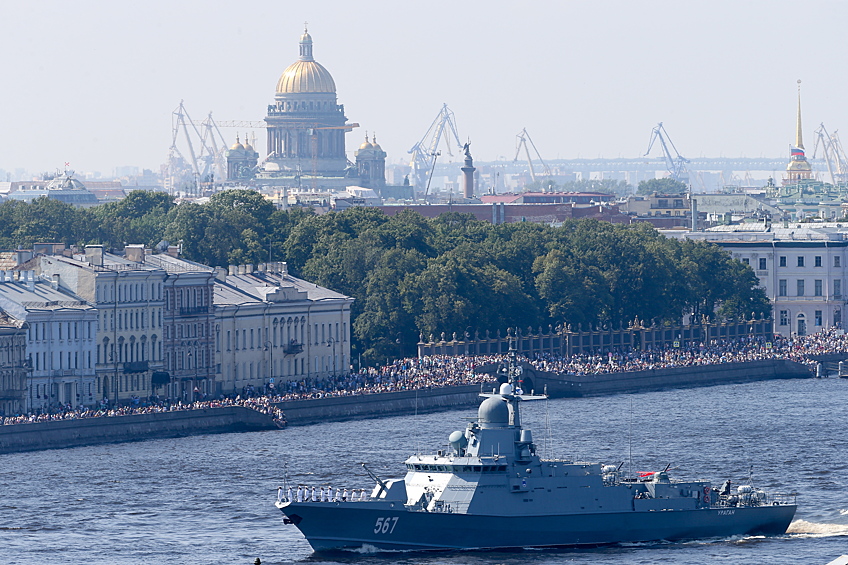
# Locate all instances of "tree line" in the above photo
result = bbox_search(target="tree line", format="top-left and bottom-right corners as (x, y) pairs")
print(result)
(0, 190), (769, 362)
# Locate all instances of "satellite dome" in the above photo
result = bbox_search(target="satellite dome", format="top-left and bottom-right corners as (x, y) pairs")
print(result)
(478, 396), (509, 426)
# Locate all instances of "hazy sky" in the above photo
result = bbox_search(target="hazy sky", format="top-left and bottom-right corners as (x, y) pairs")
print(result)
(3, 0), (847, 176)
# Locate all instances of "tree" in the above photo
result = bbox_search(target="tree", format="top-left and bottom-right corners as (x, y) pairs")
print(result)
(637, 178), (687, 195)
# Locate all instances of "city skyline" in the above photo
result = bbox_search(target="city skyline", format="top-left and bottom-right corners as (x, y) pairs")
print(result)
(2, 0), (847, 175)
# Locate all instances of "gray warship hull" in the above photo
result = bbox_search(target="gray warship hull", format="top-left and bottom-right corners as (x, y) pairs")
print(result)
(276, 349), (798, 552)
(280, 499), (796, 551)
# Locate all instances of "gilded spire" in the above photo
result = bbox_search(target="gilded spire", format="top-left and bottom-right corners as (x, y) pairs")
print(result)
(795, 79), (804, 150)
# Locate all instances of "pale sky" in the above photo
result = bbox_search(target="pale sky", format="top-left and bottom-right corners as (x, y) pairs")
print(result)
(2, 0), (847, 176)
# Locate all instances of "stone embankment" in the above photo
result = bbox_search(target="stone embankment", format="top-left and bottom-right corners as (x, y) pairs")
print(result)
(274, 384), (487, 426)
(0, 358), (817, 454)
(524, 358), (811, 397)
(0, 406), (277, 455)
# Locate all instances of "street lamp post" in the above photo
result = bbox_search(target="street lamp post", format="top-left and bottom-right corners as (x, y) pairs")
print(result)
(327, 337), (337, 376)
(264, 341), (274, 394)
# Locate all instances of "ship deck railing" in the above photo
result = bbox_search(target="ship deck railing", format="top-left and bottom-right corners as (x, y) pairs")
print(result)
(714, 491), (796, 508)
(277, 487), (371, 504)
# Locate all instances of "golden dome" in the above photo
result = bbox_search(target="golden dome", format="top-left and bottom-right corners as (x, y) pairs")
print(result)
(359, 134), (374, 150)
(230, 135), (244, 150)
(243, 140), (254, 151)
(276, 60), (336, 94)
(371, 134), (383, 151)
(276, 28), (336, 94)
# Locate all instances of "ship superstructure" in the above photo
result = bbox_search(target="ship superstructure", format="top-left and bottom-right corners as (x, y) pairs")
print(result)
(276, 348), (796, 551)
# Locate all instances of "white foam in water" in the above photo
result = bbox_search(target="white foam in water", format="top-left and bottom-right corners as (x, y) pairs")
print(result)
(344, 543), (382, 554)
(787, 519), (848, 537)
(839, 509), (848, 516)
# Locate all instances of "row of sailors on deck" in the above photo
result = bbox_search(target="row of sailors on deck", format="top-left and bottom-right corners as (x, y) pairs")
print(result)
(280, 485), (369, 503)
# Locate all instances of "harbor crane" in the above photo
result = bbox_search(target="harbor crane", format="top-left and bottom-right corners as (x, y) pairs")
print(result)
(514, 128), (551, 185)
(812, 123), (848, 185)
(166, 101), (230, 196)
(408, 103), (463, 198)
(644, 122), (690, 185)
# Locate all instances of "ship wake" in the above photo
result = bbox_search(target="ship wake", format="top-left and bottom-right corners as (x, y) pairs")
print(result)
(787, 519), (848, 538)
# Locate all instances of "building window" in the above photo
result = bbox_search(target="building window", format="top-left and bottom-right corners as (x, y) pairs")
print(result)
(835, 256), (841, 268)
(835, 280), (842, 298)
(759, 258), (767, 270)
(779, 279), (787, 296)
(815, 256), (822, 267)
(780, 256), (787, 267)
(798, 256), (805, 267)
(815, 310), (823, 326)
(742, 258), (749, 265)
(815, 280), (823, 296)
(836, 308), (842, 327)
(797, 280), (805, 296)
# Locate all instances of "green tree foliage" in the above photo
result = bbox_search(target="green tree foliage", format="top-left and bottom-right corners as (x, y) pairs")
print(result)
(637, 177), (688, 195)
(0, 190), (769, 363)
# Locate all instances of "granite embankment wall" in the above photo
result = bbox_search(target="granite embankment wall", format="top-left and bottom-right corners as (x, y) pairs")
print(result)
(275, 384), (487, 426)
(528, 359), (812, 398)
(0, 359), (818, 454)
(0, 406), (277, 455)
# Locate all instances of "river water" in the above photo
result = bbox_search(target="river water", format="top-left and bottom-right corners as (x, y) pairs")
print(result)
(2, 377), (847, 565)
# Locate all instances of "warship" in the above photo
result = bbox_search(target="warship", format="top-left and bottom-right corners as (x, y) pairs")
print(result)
(276, 348), (797, 551)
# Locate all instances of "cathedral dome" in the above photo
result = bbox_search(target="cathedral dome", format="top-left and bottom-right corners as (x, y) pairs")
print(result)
(359, 135), (374, 150)
(276, 28), (336, 94)
(276, 60), (336, 94)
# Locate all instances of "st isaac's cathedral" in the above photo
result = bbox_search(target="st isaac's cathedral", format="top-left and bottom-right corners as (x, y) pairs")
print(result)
(226, 27), (389, 193)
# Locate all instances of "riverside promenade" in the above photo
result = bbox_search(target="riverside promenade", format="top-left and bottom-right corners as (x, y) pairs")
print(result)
(2, 330), (847, 453)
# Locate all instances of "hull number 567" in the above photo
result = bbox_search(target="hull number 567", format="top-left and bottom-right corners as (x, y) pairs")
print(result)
(374, 517), (399, 534)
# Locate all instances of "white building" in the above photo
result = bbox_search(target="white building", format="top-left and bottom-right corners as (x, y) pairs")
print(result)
(39, 246), (167, 404)
(0, 270), (97, 410)
(214, 262), (353, 394)
(684, 224), (848, 337)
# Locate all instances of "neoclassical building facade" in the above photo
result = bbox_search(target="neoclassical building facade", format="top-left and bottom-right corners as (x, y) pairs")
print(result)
(214, 262), (353, 393)
(39, 246), (166, 404)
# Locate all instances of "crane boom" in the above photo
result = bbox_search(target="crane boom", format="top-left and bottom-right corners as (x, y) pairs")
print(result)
(408, 104), (463, 197)
(644, 122), (690, 185)
(812, 123), (848, 185)
(514, 128), (551, 185)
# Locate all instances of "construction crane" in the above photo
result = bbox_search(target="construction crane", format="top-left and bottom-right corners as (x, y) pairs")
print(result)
(514, 128), (551, 185)
(408, 104), (463, 198)
(644, 122), (690, 185)
(812, 123), (848, 185)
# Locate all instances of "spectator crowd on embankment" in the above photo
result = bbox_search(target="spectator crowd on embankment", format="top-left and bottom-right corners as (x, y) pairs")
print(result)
(4, 329), (848, 427)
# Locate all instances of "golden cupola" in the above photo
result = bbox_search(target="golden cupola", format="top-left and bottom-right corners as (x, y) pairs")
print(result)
(359, 134), (374, 150)
(276, 26), (336, 94)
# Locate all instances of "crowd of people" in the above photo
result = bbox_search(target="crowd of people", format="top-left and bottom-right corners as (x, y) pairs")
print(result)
(1, 395), (286, 428)
(4, 329), (848, 428)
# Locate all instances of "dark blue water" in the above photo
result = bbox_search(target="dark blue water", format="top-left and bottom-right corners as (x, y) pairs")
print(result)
(2, 378), (847, 564)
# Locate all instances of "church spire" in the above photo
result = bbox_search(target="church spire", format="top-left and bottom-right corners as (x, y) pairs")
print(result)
(795, 79), (804, 150)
